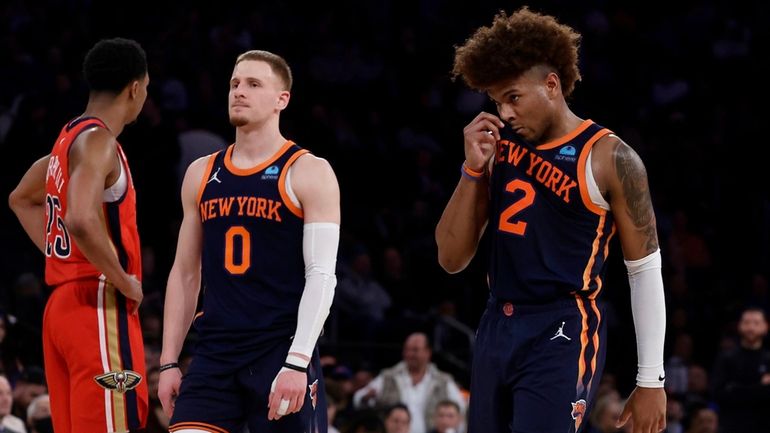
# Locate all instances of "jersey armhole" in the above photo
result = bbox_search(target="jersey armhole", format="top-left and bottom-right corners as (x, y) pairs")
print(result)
(278, 149), (310, 218)
(196, 153), (219, 207)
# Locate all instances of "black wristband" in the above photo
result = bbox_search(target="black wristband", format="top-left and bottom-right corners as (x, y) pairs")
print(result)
(282, 362), (307, 373)
(159, 362), (180, 373)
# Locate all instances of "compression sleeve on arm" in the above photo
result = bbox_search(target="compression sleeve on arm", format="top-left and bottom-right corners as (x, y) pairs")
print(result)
(286, 222), (339, 366)
(625, 249), (667, 388)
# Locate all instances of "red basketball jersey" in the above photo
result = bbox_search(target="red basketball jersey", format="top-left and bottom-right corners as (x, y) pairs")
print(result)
(44, 116), (142, 286)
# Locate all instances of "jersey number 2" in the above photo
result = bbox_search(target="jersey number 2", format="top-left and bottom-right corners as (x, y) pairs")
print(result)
(498, 179), (535, 236)
(45, 194), (71, 258)
(224, 226), (251, 274)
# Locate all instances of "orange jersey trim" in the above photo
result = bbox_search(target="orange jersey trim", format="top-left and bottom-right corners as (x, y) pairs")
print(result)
(278, 149), (310, 218)
(170, 421), (229, 433)
(196, 153), (219, 207)
(536, 119), (594, 151)
(575, 296), (590, 395)
(587, 299), (603, 392)
(576, 129), (612, 215)
(224, 141), (294, 176)
(581, 212), (606, 291)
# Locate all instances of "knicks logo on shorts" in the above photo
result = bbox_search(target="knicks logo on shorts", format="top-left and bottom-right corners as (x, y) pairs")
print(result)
(94, 370), (142, 393)
(308, 379), (319, 409)
(571, 399), (587, 430)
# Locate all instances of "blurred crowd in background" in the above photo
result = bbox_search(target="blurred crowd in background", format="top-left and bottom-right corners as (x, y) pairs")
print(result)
(0, 1), (767, 432)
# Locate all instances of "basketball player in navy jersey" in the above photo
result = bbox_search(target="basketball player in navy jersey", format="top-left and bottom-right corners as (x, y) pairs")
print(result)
(436, 8), (666, 433)
(157, 50), (340, 433)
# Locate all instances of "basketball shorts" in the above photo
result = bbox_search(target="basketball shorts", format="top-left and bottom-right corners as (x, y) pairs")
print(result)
(467, 297), (606, 433)
(43, 278), (148, 433)
(170, 339), (327, 433)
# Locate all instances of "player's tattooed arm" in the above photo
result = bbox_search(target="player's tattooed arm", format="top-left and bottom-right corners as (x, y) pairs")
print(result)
(612, 140), (659, 254)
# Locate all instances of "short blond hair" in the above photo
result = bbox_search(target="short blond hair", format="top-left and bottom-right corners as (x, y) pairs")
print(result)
(236, 50), (293, 91)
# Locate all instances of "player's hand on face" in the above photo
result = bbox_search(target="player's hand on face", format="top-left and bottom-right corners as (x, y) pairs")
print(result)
(157, 367), (183, 419)
(268, 368), (307, 421)
(463, 111), (505, 172)
(616, 387), (666, 433)
(120, 274), (143, 314)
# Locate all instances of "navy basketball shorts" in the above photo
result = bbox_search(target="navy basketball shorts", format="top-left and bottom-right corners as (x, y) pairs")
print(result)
(169, 340), (327, 433)
(468, 297), (606, 433)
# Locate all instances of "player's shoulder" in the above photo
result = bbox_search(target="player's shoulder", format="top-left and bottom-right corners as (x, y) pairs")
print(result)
(292, 152), (335, 176)
(593, 132), (645, 166)
(74, 124), (116, 150)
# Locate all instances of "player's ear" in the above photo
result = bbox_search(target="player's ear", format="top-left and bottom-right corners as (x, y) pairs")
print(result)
(127, 80), (140, 99)
(276, 90), (290, 111)
(545, 72), (560, 97)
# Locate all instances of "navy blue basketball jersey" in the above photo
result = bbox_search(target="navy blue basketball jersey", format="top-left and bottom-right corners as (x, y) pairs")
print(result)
(195, 141), (309, 371)
(488, 120), (615, 303)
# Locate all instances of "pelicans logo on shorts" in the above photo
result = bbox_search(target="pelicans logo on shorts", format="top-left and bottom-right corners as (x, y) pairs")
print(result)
(94, 370), (143, 393)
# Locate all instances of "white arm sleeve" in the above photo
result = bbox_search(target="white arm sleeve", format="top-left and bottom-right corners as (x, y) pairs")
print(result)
(286, 222), (339, 366)
(625, 249), (666, 388)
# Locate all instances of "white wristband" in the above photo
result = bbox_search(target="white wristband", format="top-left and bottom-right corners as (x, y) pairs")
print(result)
(286, 353), (309, 369)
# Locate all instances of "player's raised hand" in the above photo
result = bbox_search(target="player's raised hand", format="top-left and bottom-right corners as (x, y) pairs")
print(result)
(616, 387), (666, 433)
(268, 368), (307, 421)
(463, 111), (505, 172)
(158, 366), (183, 418)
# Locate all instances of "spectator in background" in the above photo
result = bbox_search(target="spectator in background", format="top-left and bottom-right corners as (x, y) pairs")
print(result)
(344, 409), (386, 433)
(10, 367), (46, 423)
(427, 400), (462, 433)
(665, 332), (694, 396)
(25, 394), (50, 433)
(327, 392), (341, 433)
(335, 245), (392, 342)
(586, 392), (622, 433)
(684, 406), (718, 433)
(144, 366), (168, 433)
(682, 365), (712, 414)
(354, 333), (465, 433)
(0, 375), (25, 433)
(711, 307), (770, 433)
(665, 397), (685, 433)
(383, 403), (411, 433)
(0, 311), (21, 383)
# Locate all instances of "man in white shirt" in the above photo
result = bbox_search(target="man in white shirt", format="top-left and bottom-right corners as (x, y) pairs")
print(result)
(353, 333), (466, 433)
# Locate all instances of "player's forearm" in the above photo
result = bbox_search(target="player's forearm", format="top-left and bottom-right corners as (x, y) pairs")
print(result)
(436, 177), (489, 273)
(160, 268), (200, 364)
(626, 250), (666, 387)
(10, 201), (45, 253)
(287, 223), (339, 365)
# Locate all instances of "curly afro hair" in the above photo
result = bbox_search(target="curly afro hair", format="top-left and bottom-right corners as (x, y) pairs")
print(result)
(452, 7), (582, 97)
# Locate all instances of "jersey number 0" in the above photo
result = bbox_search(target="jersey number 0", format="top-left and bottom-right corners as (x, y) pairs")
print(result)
(224, 226), (251, 274)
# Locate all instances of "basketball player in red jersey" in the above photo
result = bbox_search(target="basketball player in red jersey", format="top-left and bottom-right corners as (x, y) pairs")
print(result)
(9, 38), (149, 433)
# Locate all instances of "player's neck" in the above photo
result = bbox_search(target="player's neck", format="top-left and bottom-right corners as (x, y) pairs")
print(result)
(541, 110), (583, 144)
(82, 97), (128, 137)
(232, 123), (286, 164)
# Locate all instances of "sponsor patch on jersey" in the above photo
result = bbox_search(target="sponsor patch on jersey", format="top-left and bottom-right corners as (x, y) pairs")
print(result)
(94, 370), (142, 393)
(555, 145), (577, 162)
(262, 165), (280, 180)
